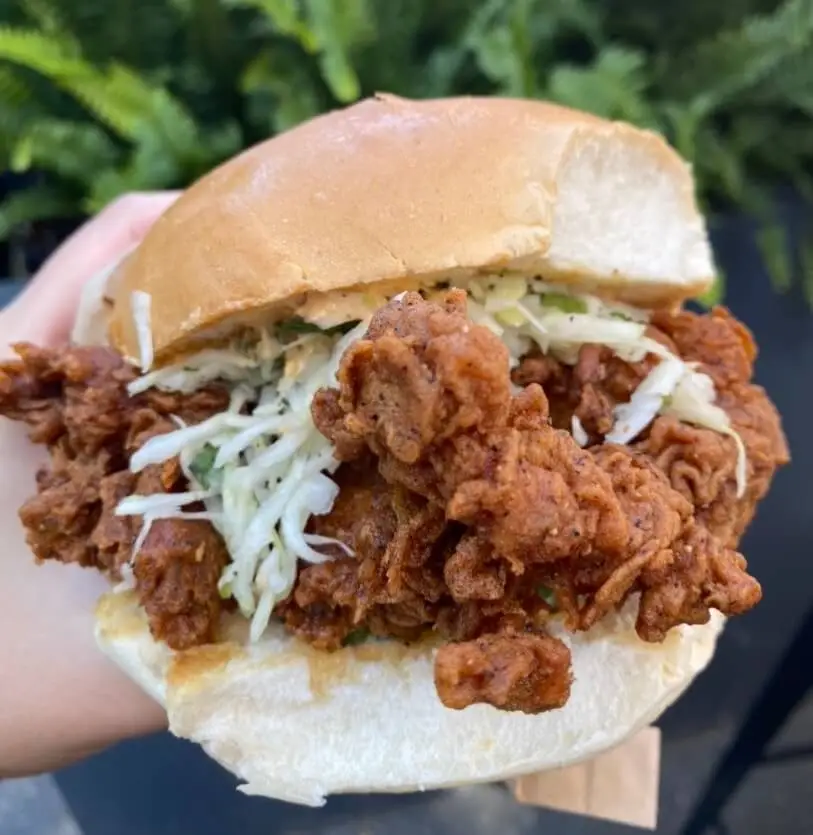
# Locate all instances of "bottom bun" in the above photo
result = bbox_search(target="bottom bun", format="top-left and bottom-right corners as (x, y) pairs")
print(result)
(95, 591), (722, 806)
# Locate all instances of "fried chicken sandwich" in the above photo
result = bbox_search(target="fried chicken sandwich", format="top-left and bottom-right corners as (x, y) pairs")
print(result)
(0, 94), (788, 804)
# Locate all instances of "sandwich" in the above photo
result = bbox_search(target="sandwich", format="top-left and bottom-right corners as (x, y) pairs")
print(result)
(0, 94), (789, 805)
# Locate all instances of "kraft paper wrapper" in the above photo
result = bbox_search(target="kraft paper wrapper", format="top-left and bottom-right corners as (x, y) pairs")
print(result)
(511, 727), (661, 830)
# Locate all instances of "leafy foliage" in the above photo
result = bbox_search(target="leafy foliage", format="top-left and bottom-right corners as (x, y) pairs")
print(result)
(0, 0), (811, 294)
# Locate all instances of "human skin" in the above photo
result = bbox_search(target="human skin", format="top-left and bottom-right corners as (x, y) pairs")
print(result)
(0, 193), (179, 777)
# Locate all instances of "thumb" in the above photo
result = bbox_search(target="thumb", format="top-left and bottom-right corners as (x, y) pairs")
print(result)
(2, 192), (180, 348)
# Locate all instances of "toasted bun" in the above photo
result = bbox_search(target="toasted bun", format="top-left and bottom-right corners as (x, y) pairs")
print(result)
(73, 245), (724, 805)
(95, 591), (722, 806)
(108, 94), (715, 363)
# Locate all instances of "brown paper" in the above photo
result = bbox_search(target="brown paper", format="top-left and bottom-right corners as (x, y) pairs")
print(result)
(511, 727), (661, 830)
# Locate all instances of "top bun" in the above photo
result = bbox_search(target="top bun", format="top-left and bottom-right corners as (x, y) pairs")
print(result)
(109, 94), (715, 363)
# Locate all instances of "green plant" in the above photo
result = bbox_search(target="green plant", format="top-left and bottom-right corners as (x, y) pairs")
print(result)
(0, 0), (810, 297)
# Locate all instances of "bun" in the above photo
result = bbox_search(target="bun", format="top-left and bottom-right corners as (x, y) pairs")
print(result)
(76, 114), (723, 801)
(75, 243), (723, 804)
(95, 590), (722, 805)
(108, 94), (715, 363)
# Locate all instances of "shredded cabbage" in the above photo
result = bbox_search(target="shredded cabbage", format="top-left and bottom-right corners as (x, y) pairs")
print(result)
(121, 277), (747, 641)
(571, 415), (589, 448)
(120, 317), (369, 637)
(131, 291), (154, 372)
(113, 562), (136, 593)
(665, 369), (747, 498)
(605, 357), (685, 445)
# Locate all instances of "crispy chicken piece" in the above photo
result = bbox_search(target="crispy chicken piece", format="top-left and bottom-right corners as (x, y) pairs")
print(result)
(134, 517), (230, 650)
(589, 445), (761, 639)
(514, 308), (789, 548)
(435, 632), (572, 713)
(315, 292), (630, 565)
(637, 521), (762, 642)
(0, 344), (229, 650)
(308, 291), (772, 711)
(651, 306), (756, 389)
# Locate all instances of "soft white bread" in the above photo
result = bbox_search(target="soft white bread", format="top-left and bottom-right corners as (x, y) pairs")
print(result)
(95, 590), (722, 806)
(108, 94), (715, 363)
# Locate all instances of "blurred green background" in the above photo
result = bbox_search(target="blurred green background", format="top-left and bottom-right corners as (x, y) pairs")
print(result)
(0, 0), (811, 299)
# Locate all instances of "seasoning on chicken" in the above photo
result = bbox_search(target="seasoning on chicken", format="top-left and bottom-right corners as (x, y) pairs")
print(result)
(513, 307), (789, 548)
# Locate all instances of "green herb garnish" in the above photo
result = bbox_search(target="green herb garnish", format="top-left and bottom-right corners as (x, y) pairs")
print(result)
(189, 443), (217, 489)
(537, 585), (557, 607)
(326, 320), (362, 335)
(540, 293), (588, 314)
(696, 270), (726, 309)
(275, 317), (324, 337)
(275, 317), (361, 339)
(342, 628), (370, 647)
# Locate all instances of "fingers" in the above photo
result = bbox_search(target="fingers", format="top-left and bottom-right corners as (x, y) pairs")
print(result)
(0, 420), (167, 777)
(1, 191), (180, 349)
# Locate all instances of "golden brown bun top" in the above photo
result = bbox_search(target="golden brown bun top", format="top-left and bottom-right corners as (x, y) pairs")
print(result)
(109, 94), (715, 363)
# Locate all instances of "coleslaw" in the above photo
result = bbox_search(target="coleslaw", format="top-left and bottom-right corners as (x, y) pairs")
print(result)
(117, 277), (746, 641)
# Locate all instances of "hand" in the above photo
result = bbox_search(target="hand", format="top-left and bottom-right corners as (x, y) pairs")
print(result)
(0, 193), (179, 777)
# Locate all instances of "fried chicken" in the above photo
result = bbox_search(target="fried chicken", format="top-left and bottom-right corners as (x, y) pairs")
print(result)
(0, 344), (229, 649)
(307, 291), (781, 711)
(514, 306), (789, 548)
(434, 632), (572, 712)
(0, 291), (788, 714)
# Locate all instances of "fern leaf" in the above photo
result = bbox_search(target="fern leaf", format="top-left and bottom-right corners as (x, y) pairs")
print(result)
(0, 65), (37, 140)
(57, 71), (150, 139)
(0, 184), (74, 240)
(241, 48), (325, 133)
(10, 119), (120, 184)
(665, 0), (813, 113)
(70, 64), (179, 141)
(19, 0), (67, 35)
(0, 28), (134, 136)
(198, 121), (243, 165)
(167, 0), (193, 15)
(659, 101), (704, 161)
(691, 124), (747, 203)
(0, 27), (202, 150)
(469, 25), (525, 94)
(468, 0), (540, 99)
(86, 141), (180, 213)
(0, 26), (84, 71)
(226, 0), (317, 51)
(757, 222), (794, 293)
(421, 0), (507, 97)
(144, 91), (240, 171)
(748, 51), (813, 115)
(0, 65), (34, 106)
(547, 47), (658, 128)
(85, 118), (239, 213)
(303, 0), (368, 102)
